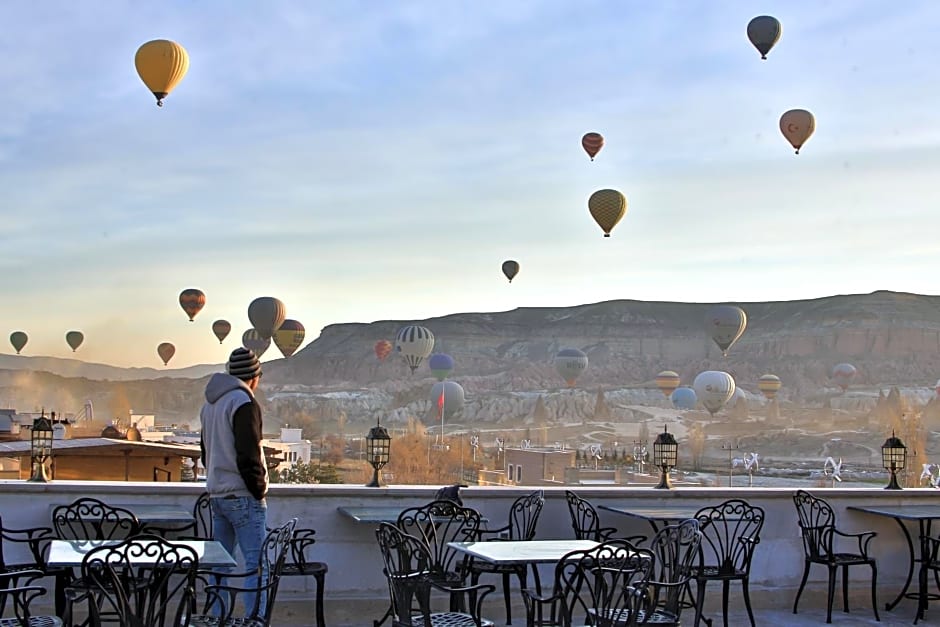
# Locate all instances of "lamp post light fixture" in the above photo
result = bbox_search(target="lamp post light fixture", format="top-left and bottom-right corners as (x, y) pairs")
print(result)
(652, 425), (678, 490)
(28, 411), (54, 483)
(365, 418), (391, 488)
(882, 431), (907, 490)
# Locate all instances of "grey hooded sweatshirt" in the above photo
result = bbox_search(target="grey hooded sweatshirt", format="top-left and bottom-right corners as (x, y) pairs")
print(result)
(200, 373), (268, 501)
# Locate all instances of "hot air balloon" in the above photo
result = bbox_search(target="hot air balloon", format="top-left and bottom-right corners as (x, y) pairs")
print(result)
(273, 319), (305, 358)
(581, 132), (604, 161)
(693, 371), (736, 417)
(779, 109), (816, 154)
(374, 339), (393, 361)
(9, 332), (27, 355)
(395, 325), (435, 373)
(747, 16), (782, 60)
(705, 305), (747, 356)
(428, 353), (455, 381)
(157, 342), (175, 366)
(135, 40), (189, 107)
(502, 260), (520, 283)
(758, 374), (782, 400)
(431, 380), (465, 419)
(655, 371), (681, 398)
(179, 288), (206, 322)
(671, 387), (698, 410)
(242, 329), (271, 358)
(555, 348), (588, 387)
(65, 331), (84, 352)
(588, 189), (627, 238)
(831, 363), (857, 392)
(248, 297), (286, 340)
(212, 320), (231, 344)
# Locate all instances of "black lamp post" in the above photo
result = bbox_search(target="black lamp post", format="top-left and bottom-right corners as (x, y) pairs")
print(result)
(881, 431), (907, 490)
(653, 425), (678, 490)
(365, 418), (391, 488)
(28, 411), (54, 483)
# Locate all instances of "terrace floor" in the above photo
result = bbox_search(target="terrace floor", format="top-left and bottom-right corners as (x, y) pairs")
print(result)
(268, 597), (920, 626)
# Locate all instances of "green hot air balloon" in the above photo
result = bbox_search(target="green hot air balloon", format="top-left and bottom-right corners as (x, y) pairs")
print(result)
(705, 305), (747, 357)
(66, 331), (84, 352)
(502, 260), (520, 283)
(9, 331), (27, 354)
(747, 15), (782, 60)
(248, 297), (286, 340)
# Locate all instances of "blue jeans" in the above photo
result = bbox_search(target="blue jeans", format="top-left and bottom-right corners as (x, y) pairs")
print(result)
(210, 495), (268, 618)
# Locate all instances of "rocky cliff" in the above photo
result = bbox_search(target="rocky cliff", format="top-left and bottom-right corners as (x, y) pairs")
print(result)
(264, 290), (940, 400)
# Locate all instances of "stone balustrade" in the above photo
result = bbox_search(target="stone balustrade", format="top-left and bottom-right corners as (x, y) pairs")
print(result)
(0, 480), (934, 620)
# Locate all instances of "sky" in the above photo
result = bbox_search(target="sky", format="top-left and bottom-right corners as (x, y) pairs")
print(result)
(2, 0), (940, 368)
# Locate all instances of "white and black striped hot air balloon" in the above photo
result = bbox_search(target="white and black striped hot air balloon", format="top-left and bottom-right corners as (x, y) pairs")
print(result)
(395, 325), (435, 374)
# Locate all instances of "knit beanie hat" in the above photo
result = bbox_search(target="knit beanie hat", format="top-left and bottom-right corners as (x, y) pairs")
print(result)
(227, 347), (262, 381)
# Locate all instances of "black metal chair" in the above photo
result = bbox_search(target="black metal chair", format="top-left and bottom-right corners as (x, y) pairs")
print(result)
(397, 499), (483, 609)
(142, 492), (213, 540)
(631, 519), (702, 627)
(564, 490), (646, 545)
(792, 490), (879, 624)
(79, 534), (199, 627)
(279, 528), (328, 627)
(467, 489), (544, 625)
(522, 538), (654, 627)
(375, 522), (495, 627)
(0, 571), (63, 627)
(190, 518), (297, 627)
(51, 497), (142, 622)
(0, 515), (55, 616)
(692, 499), (764, 627)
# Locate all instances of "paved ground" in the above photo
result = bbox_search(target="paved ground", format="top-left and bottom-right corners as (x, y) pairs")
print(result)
(270, 598), (928, 626)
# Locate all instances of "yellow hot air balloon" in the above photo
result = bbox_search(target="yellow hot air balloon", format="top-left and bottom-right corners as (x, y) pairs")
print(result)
(588, 189), (627, 238)
(779, 109), (815, 154)
(135, 40), (189, 107)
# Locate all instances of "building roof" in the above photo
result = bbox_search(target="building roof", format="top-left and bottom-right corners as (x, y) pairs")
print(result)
(0, 438), (200, 458)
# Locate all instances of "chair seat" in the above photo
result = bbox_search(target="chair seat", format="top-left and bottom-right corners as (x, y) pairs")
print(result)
(188, 615), (265, 627)
(825, 553), (873, 566)
(408, 611), (494, 627)
(0, 618), (63, 627)
(279, 561), (327, 577)
(632, 609), (681, 624)
(468, 561), (521, 574)
(696, 565), (746, 579)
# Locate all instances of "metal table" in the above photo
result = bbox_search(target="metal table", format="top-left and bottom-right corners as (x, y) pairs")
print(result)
(848, 504), (940, 622)
(47, 539), (236, 568)
(598, 504), (701, 534)
(448, 539), (600, 565)
(117, 504), (195, 526)
(338, 505), (487, 524)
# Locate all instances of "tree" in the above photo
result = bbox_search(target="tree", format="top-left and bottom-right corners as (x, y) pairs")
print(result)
(593, 389), (611, 421)
(688, 423), (706, 471)
(272, 461), (343, 484)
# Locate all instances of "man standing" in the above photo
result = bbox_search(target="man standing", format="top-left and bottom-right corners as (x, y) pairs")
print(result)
(200, 347), (268, 615)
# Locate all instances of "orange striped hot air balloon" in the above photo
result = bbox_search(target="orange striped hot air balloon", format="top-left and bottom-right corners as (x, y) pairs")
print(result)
(374, 340), (393, 361)
(581, 132), (604, 161)
(157, 342), (175, 366)
(655, 371), (681, 398)
(588, 189), (627, 237)
(758, 374), (782, 399)
(211, 320), (231, 344)
(179, 289), (206, 322)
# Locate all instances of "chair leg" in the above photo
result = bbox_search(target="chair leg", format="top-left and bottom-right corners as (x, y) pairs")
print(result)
(721, 580), (730, 627)
(315, 572), (326, 627)
(741, 577), (756, 627)
(870, 563), (880, 622)
(793, 561), (811, 614)
(694, 579), (707, 627)
(502, 571), (513, 624)
(827, 565), (837, 624)
(842, 564), (850, 613)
